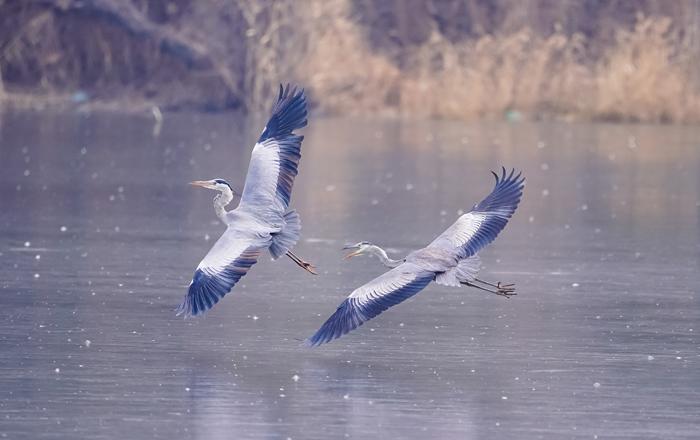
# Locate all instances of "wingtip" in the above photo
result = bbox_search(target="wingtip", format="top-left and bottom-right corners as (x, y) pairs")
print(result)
(277, 83), (306, 101)
(174, 301), (185, 317)
(260, 83), (308, 142)
(301, 338), (318, 348)
(175, 300), (194, 319)
(304, 329), (331, 347)
(491, 167), (526, 187)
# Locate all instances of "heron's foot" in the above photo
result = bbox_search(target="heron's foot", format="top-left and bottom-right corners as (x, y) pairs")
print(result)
(495, 287), (516, 298)
(298, 259), (317, 275)
(463, 280), (516, 298)
(496, 282), (516, 296)
(286, 251), (318, 275)
(492, 282), (516, 298)
(472, 278), (516, 298)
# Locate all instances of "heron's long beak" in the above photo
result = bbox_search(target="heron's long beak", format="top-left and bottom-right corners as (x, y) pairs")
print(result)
(342, 245), (362, 259)
(344, 251), (361, 259)
(189, 180), (213, 189)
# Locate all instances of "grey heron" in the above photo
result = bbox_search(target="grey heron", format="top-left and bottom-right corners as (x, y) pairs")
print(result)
(306, 168), (525, 346)
(177, 84), (315, 318)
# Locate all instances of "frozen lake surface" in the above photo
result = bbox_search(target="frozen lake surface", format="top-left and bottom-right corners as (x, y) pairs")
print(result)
(0, 111), (698, 439)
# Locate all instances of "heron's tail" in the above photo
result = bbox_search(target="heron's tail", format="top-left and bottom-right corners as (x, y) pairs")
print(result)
(455, 255), (482, 282)
(434, 255), (482, 287)
(258, 84), (307, 142)
(269, 210), (301, 259)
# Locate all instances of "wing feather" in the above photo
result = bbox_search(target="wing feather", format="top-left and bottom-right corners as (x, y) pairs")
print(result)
(239, 85), (307, 217)
(429, 168), (525, 258)
(176, 230), (264, 318)
(305, 263), (434, 346)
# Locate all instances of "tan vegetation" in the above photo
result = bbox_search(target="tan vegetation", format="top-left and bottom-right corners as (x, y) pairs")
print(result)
(1, 0), (699, 123)
(302, 3), (700, 123)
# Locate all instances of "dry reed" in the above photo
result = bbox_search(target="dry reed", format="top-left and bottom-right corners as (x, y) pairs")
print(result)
(1, 0), (699, 123)
(300, 2), (700, 123)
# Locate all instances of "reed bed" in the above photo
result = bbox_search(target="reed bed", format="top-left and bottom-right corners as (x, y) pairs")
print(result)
(1, 0), (699, 123)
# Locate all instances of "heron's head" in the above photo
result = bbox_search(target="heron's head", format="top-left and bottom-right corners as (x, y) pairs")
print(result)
(189, 179), (239, 195)
(342, 241), (373, 259)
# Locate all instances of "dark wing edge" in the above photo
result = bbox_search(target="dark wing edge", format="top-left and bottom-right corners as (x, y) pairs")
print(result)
(258, 84), (308, 143)
(429, 167), (524, 259)
(175, 247), (261, 318)
(461, 167), (525, 257)
(242, 84), (307, 210)
(475, 167), (525, 214)
(304, 268), (434, 347)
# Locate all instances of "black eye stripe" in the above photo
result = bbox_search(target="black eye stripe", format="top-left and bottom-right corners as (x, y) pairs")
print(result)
(213, 179), (231, 188)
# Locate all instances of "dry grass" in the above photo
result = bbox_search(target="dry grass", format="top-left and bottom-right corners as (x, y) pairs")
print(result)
(299, 3), (700, 123)
(299, 1), (402, 115)
(1, 0), (699, 123)
(593, 17), (700, 122)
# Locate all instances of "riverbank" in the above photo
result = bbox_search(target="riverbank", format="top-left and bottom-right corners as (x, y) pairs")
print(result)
(2, 1), (699, 123)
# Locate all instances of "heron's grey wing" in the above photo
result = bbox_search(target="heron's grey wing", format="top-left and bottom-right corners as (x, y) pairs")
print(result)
(305, 263), (435, 346)
(429, 168), (525, 259)
(176, 229), (265, 318)
(238, 85), (307, 218)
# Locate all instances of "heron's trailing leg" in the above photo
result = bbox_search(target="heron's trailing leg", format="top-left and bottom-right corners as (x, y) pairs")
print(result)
(461, 280), (516, 298)
(474, 278), (515, 294)
(286, 251), (317, 275)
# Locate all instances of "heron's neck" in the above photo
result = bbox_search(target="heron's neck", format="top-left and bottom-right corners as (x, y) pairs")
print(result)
(368, 245), (403, 268)
(213, 188), (234, 222)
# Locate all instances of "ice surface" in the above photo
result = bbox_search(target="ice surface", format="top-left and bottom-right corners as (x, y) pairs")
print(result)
(0, 113), (698, 439)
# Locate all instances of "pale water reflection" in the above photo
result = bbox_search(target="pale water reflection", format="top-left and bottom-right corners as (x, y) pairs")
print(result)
(0, 111), (698, 439)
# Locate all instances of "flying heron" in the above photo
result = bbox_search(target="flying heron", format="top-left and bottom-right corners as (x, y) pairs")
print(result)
(177, 84), (315, 318)
(306, 168), (525, 346)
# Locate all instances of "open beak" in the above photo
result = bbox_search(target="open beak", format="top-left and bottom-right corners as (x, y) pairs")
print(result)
(342, 245), (362, 259)
(189, 180), (213, 189)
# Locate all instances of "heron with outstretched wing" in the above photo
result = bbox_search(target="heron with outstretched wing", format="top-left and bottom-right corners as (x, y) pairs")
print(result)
(306, 168), (525, 346)
(177, 84), (315, 318)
